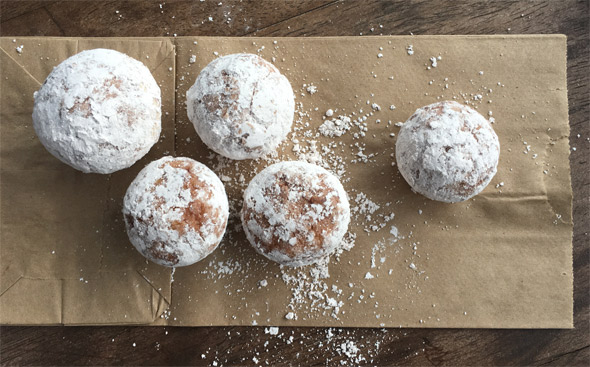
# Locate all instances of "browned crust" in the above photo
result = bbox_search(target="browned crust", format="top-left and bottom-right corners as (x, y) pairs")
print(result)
(147, 241), (180, 266)
(163, 159), (225, 238)
(67, 97), (91, 118)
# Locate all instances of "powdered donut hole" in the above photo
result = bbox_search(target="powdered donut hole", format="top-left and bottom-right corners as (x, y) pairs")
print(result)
(186, 53), (295, 160)
(241, 161), (350, 267)
(32, 48), (161, 174)
(395, 101), (500, 203)
(123, 156), (229, 267)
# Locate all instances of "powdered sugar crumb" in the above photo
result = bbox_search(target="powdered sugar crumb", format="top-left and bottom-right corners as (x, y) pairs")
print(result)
(306, 84), (318, 94)
(265, 327), (279, 335)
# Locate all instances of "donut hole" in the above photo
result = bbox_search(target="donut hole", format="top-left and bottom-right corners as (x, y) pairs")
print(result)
(241, 161), (350, 267)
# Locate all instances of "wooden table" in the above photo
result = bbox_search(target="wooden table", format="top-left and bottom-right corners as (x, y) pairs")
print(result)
(1, 1), (588, 365)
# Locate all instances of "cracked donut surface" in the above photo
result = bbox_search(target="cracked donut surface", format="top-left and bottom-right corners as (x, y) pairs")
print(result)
(186, 53), (294, 160)
(33, 48), (161, 173)
(123, 156), (229, 267)
(241, 161), (350, 267)
(396, 101), (500, 203)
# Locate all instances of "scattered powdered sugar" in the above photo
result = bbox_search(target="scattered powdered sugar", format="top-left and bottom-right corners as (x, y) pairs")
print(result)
(338, 340), (362, 361)
(172, 327), (398, 365)
(319, 115), (352, 137)
(389, 226), (398, 237)
(186, 53), (294, 160)
(264, 326), (279, 335)
(279, 259), (347, 320)
(32, 48), (161, 174)
(352, 192), (380, 221)
(429, 56), (438, 68)
(306, 84), (318, 94)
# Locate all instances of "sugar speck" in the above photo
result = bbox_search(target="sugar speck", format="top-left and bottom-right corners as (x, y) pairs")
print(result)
(265, 326), (279, 335)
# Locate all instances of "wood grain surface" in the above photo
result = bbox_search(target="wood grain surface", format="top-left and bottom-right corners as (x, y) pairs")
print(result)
(1, 0), (588, 365)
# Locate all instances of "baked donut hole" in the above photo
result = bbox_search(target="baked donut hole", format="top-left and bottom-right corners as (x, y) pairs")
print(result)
(395, 101), (500, 203)
(186, 53), (294, 160)
(32, 48), (161, 174)
(123, 156), (229, 267)
(241, 161), (350, 267)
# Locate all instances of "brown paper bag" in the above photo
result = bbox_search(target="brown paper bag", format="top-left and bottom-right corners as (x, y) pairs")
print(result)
(0, 35), (572, 328)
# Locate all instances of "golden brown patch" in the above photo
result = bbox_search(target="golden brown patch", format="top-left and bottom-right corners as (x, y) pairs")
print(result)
(91, 76), (122, 99)
(117, 106), (138, 127)
(103, 77), (122, 99)
(125, 214), (135, 230)
(68, 97), (92, 118)
(164, 159), (224, 238)
(150, 176), (167, 194)
(446, 165), (493, 200)
(147, 241), (180, 265)
(165, 159), (193, 171)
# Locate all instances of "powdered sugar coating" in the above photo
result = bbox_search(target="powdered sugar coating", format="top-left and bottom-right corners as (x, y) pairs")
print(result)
(123, 156), (229, 267)
(241, 161), (350, 267)
(32, 48), (161, 174)
(186, 53), (294, 160)
(396, 101), (500, 203)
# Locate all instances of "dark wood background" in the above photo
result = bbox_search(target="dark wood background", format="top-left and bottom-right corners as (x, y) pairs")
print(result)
(1, 1), (588, 365)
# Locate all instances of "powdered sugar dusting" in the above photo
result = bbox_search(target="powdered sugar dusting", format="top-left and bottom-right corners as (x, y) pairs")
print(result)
(241, 161), (351, 267)
(396, 101), (500, 202)
(32, 48), (161, 173)
(186, 53), (294, 160)
(123, 156), (229, 267)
